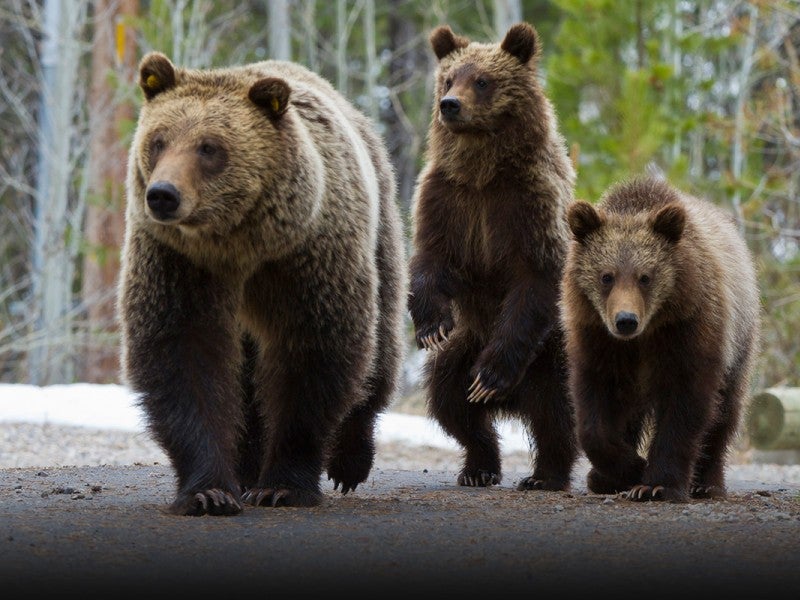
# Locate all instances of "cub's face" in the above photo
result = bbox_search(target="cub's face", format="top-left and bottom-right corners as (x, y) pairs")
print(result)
(566, 200), (685, 340)
(428, 22), (541, 133)
(131, 53), (291, 238)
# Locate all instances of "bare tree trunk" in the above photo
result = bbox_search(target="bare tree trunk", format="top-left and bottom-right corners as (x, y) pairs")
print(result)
(80, 0), (138, 383)
(268, 0), (291, 60)
(363, 0), (378, 122)
(493, 0), (521, 36)
(731, 3), (759, 226)
(30, 0), (87, 385)
(336, 0), (347, 94)
(301, 0), (318, 71)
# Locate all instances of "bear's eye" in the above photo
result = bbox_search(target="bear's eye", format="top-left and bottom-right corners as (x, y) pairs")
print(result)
(198, 142), (217, 157)
(600, 273), (614, 285)
(151, 137), (165, 155)
(639, 274), (651, 286)
(475, 78), (488, 89)
(444, 78), (452, 91)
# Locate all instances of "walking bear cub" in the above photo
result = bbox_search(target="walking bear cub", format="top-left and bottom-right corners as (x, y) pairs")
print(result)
(561, 176), (760, 502)
(408, 22), (578, 490)
(118, 52), (405, 515)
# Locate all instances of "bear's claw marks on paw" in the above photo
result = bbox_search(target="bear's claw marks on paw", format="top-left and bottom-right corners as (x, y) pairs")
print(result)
(172, 488), (243, 516)
(418, 324), (451, 352)
(621, 485), (665, 501)
(467, 373), (497, 403)
(458, 469), (499, 487)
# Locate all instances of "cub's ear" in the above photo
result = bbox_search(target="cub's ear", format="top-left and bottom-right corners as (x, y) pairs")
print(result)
(139, 52), (177, 100)
(501, 22), (539, 64)
(567, 201), (603, 244)
(249, 77), (291, 119)
(429, 25), (470, 61)
(651, 203), (685, 243)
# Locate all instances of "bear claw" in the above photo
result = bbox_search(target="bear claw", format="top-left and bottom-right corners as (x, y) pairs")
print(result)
(171, 488), (242, 516)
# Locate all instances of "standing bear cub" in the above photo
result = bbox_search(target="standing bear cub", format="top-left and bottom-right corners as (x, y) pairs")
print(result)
(408, 22), (578, 490)
(118, 52), (405, 515)
(561, 176), (761, 502)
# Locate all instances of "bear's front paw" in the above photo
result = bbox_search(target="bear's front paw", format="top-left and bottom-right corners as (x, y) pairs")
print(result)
(467, 363), (514, 403)
(457, 468), (500, 487)
(690, 484), (726, 499)
(414, 314), (454, 352)
(621, 484), (688, 503)
(170, 488), (243, 516)
(242, 486), (323, 507)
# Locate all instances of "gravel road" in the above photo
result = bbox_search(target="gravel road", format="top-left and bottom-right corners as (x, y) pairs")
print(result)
(2, 419), (800, 599)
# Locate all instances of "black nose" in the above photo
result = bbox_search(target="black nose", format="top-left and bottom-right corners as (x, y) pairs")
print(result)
(440, 97), (461, 118)
(146, 181), (180, 219)
(614, 311), (639, 336)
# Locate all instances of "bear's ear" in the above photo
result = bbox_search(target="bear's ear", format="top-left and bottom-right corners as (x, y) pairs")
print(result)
(429, 25), (470, 61)
(139, 52), (177, 101)
(567, 200), (603, 244)
(249, 77), (291, 119)
(651, 203), (685, 243)
(501, 22), (539, 64)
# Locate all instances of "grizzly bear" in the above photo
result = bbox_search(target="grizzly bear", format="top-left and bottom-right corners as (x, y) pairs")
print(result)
(118, 52), (406, 515)
(407, 22), (578, 490)
(562, 176), (761, 502)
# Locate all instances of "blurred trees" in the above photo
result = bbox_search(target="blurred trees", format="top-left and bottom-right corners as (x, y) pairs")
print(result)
(0, 0), (798, 389)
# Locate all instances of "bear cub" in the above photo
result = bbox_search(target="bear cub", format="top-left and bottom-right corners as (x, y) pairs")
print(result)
(561, 176), (760, 502)
(408, 22), (578, 490)
(119, 53), (405, 515)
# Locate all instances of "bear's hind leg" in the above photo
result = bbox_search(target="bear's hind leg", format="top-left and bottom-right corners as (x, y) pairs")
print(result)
(427, 334), (502, 487)
(513, 337), (577, 492)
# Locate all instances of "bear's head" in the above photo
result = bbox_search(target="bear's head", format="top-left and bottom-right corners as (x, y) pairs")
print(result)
(128, 52), (322, 264)
(428, 22), (542, 134)
(566, 199), (685, 340)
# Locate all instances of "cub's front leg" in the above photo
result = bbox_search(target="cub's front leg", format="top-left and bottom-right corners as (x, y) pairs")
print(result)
(119, 233), (244, 516)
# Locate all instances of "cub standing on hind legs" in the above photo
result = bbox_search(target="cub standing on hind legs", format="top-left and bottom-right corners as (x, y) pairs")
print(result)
(561, 176), (761, 502)
(408, 22), (578, 491)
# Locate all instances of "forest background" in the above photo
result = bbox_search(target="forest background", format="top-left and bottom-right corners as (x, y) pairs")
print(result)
(0, 0), (798, 400)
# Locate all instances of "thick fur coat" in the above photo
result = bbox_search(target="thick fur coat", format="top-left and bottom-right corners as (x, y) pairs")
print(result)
(408, 23), (578, 490)
(118, 53), (405, 515)
(562, 176), (761, 502)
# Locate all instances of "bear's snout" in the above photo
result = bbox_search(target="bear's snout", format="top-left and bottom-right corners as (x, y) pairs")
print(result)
(146, 181), (181, 221)
(614, 311), (639, 337)
(439, 96), (461, 119)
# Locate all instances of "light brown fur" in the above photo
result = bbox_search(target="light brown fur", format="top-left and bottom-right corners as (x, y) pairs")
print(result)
(561, 176), (761, 502)
(118, 53), (405, 515)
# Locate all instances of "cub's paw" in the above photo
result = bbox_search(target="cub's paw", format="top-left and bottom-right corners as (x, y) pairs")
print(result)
(517, 475), (569, 492)
(241, 486), (323, 507)
(690, 484), (727, 499)
(414, 318), (454, 352)
(327, 453), (373, 495)
(621, 484), (688, 503)
(170, 488), (243, 516)
(458, 469), (500, 487)
(467, 363), (514, 403)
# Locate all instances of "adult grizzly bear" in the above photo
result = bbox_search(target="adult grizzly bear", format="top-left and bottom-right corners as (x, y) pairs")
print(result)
(408, 23), (578, 490)
(562, 176), (761, 502)
(118, 52), (405, 515)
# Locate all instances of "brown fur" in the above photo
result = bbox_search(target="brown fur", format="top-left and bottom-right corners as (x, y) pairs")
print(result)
(408, 23), (578, 490)
(118, 53), (406, 515)
(561, 176), (761, 502)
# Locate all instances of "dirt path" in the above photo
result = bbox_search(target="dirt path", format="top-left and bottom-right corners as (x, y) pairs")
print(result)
(2, 463), (799, 599)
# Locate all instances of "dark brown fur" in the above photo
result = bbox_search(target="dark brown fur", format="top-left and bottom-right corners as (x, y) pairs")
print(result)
(562, 176), (761, 502)
(408, 23), (578, 490)
(118, 53), (405, 515)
